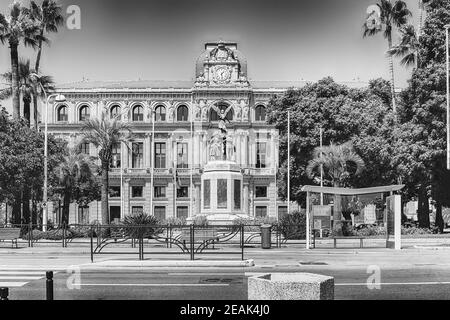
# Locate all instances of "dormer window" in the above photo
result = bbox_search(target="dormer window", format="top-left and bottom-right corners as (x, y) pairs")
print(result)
(79, 105), (90, 122)
(177, 105), (189, 122)
(255, 105), (266, 122)
(132, 105), (144, 122)
(57, 105), (68, 122)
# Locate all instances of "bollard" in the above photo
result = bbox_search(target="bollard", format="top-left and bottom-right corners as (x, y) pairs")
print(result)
(46, 271), (54, 300)
(0, 287), (8, 300)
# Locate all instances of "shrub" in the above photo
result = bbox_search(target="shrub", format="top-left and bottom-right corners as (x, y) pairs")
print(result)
(122, 212), (160, 239)
(162, 217), (187, 226)
(401, 226), (434, 235)
(192, 215), (209, 226)
(70, 225), (96, 238)
(279, 210), (306, 240)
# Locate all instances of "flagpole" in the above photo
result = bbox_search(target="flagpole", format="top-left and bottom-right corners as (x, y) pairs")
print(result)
(150, 108), (155, 217)
(190, 100), (194, 218)
(320, 128), (323, 205)
(287, 110), (290, 214)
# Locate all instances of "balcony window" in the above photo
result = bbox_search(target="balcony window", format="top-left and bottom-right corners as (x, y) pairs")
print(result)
(154, 143), (166, 168)
(132, 105), (144, 122)
(110, 105), (121, 120)
(255, 105), (266, 122)
(255, 206), (267, 218)
(176, 206), (188, 219)
(177, 143), (188, 168)
(155, 105), (166, 122)
(79, 142), (90, 155)
(110, 143), (121, 168)
(177, 105), (189, 121)
(210, 104), (233, 121)
(256, 142), (267, 169)
(57, 105), (68, 122)
(79, 105), (90, 122)
(132, 142), (144, 168)
(132, 206), (144, 215)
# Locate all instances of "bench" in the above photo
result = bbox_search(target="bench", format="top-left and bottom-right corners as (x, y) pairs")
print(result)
(0, 228), (21, 248)
(332, 236), (365, 248)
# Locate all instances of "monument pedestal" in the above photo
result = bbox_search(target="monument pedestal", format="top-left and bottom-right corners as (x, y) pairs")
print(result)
(187, 160), (251, 225)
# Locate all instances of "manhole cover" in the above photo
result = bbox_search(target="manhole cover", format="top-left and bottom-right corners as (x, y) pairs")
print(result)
(299, 261), (328, 265)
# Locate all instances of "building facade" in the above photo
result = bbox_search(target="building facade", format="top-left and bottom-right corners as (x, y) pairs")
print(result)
(47, 41), (300, 224)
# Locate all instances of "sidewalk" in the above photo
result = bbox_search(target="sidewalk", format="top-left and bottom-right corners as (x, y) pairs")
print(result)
(2, 240), (450, 271)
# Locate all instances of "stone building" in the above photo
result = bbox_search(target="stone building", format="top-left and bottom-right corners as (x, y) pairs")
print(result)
(46, 41), (305, 224)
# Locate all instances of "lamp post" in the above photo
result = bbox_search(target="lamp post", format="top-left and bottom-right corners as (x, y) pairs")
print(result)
(445, 24), (450, 170)
(32, 73), (66, 231)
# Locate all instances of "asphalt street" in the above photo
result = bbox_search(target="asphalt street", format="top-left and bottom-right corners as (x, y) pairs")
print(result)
(4, 265), (450, 300)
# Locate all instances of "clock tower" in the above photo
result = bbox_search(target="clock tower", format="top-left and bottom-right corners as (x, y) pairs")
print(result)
(195, 41), (249, 87)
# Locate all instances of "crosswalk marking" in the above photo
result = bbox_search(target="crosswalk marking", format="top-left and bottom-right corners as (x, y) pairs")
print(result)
(0, 270), (58, 288)
(0, 282), (28, 287)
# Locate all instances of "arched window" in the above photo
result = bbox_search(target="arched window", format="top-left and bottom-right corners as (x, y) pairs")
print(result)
(79, 105), (90, 122)
(132, 105), (144, 122)
(255, 105), (266, 122)
(57, 105), (68, 122)
(110, 105), (121, 120)
(177, 105), (189, 122)
(154, 105), (166, 122)
(210, 104), (233, 121)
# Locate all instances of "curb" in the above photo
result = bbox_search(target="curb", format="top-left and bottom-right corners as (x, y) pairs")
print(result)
(76, 259), (255, 270)
(413, 245), (450, 250)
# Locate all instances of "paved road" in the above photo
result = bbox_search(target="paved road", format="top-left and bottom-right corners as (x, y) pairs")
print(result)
(4, 265), (450, 300)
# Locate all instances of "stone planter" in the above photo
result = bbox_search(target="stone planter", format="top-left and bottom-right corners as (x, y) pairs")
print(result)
(248, 273), (334, 300)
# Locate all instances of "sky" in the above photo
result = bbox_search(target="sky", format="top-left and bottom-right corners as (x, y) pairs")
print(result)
(0, 0), (420, 90)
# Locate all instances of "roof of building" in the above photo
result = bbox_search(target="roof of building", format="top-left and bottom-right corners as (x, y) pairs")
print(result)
(56, 79), (371, 91)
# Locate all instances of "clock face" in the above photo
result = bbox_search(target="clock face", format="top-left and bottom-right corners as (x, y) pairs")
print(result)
(214, 66), (231, 82)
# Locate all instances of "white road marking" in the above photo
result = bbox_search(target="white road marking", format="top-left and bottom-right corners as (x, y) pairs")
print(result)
(336, 281), (450, 286)
(0, 282), (28, 287)
(0, 276), (42, 280)
(0, 271), (48, 275)
(78, 283), (230, 287)
(168, 273), (243, 276)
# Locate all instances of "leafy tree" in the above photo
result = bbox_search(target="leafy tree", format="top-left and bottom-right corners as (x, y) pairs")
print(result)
(363, 0), (412, 113)
(52, 149), (101, 225)
(267, 77), (395, 207)
(80, 113), (131, 224)
(0, 107), (65, 224)
(394, 0), (450, 230)
(0, 2), (42, 119)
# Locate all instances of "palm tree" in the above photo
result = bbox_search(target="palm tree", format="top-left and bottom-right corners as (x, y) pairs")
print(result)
(1, 59), (54, 126)
(388, 24), (420, 68)
(0, 2), (42, 119)
(55, 150), (97, 225)
(363, 0), (412, 113)
(27, 0), (64, 128)
(80, 113), (132, 224)
(306, 142), (365, 233)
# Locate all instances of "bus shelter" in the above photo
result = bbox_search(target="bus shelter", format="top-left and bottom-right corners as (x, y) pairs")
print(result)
(301, 185), (404, 250)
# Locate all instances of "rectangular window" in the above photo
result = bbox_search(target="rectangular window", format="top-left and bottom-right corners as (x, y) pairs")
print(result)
(154, 186), (166, 198)
(176, 206), (189, 219)
(217, 179), (227, 209)
(132, 142), (144, 168)
(177, 143), (188, 168)
(154, 143), (166, 169)
(154, 206), (166, 221)
(255, 206), (267, 218)
(79, 143), (90, 155)
(132, 186), (143, 198)
(256, 142), (267, 168)
(204, 180), (210, 209)
(255, 186), (268, 198)
(78, 207), (89, 224)
(278, 206), (288, 220)
(110, 143), (121, 168)
(234, 180), (241, 210)
(131, 206), (144, 215)
(109, 186), (121, 198)
(177, 186), (189, 198)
